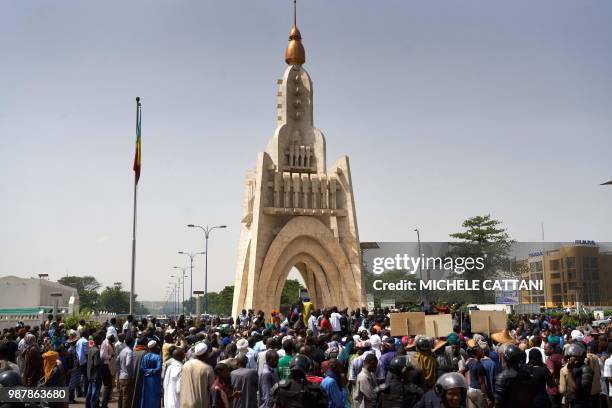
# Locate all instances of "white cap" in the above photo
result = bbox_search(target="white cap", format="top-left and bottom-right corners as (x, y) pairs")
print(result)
(194, 342), (208, 356)
(236, 338), (249, 351)
(147, 340), (158, 349)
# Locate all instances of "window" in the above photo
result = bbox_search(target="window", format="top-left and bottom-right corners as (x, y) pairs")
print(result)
(568, 282), (577, 290)
(552, 284), (561, 294)
(592, 270), (599, 280)
(550, 272), (560, 279)
(550, 260), (560, 270)
(566, 257), (576, 269)
(530, 261), (543, 272)
(552, 295), (562, 302)
(567, 271), (576, 281)
(583, 257), (590, 268)
(591, 257), (598, 268)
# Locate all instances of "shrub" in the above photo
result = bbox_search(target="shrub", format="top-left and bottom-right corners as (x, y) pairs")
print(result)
(560, 314), (579, 329)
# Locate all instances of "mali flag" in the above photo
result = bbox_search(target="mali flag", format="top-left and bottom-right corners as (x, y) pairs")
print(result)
(133, 100), (142, 183)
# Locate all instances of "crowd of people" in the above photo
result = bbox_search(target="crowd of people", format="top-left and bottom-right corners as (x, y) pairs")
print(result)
(0, 302), (611, 408)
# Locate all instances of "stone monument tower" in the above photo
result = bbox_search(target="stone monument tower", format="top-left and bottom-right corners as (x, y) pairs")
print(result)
(231, 3), (365, 316)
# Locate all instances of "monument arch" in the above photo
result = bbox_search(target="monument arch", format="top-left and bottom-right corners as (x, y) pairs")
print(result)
(231, 6), (365, 316)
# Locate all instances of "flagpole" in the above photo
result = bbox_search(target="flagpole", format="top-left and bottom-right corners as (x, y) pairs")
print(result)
(130, 96), (141, 315)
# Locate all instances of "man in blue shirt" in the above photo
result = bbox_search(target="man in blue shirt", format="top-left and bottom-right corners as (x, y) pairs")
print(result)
(258, 350), (279, 408)
(321, 359), (348, 408)
(75, 329), (90, 398)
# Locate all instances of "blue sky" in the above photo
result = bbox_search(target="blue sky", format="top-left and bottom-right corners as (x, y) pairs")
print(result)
(1, 1), (611, 301)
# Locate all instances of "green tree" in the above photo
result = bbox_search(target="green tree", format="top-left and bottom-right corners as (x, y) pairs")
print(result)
(203, 285), (235, 316)
(364, 269), (421, 308)
(446, 214), (514, 303)
(98, 283), (130, 313)
(58, 276), (101, 310)
(280, 279), (304, 314)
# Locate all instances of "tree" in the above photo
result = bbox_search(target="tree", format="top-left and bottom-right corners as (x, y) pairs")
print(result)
(446, 214), (514, 303)
(364, 269), (421, 307)
(280, 279), (304, 314)
(98, 283), (130, 314)
(58, 276), (101, 310)
(203, 285), (235, 316)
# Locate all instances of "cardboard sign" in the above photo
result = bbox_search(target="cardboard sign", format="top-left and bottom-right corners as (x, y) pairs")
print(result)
(425, 314), (453, 338)
(471, 310), (506, 335)
(389, 313), (409, 337)
(406, 312), (426, 335)
(390, 312), (425, 336)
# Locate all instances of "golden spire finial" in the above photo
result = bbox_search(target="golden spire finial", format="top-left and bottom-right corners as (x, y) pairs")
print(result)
(285, 0), (305, 65)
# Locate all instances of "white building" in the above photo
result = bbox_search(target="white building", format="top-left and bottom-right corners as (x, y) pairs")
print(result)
(0, 276), (79, 312)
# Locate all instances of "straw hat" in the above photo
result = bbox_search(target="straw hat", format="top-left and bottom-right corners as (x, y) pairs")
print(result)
(433, 339), (447, 352)
(491, 329), (515, 344)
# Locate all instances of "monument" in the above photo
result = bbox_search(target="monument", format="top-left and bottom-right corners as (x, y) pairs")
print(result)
(231, 3), (365, 316)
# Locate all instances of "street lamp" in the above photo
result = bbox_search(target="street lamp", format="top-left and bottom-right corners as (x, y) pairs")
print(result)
(166, 285), (174, 316)
(173, 266), (189, 315)
(414, 228), (423, 304)
(169, 277), (180, 316)
(187, 224), (227, 313)
(414, 229), (422, 280)
(178, 251), (205, 316)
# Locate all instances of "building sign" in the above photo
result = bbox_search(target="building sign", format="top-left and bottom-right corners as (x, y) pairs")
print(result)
(495, 289), (519, 305)
(299, 288), (309, 300)
(381, 299), (395, 309)
(574, 240), (596, 246)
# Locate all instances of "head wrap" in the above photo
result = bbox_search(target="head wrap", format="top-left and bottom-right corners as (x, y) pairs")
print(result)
(370, 334), (381, 349)
(24, 333), (37, 348)
(236, 338), (249, 352)
(446, 333), (460, 345)
(570, 330), (584, 342)
(42, 350), (59, 382)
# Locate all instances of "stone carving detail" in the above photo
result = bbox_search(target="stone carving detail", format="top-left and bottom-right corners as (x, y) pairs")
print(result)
(311, 175), (319, 209)
(273, 172), (282, 208)
(301, 174), (310, 209)
(292, 173), (301, 208)
(283, 172), (291, 208)
(285, 141), (314, 171)
(268, 171), (338, 211)
(320, 174), (328, 209)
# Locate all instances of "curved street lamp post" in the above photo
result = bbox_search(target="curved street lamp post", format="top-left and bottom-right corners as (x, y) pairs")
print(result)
(178, 251), (205, 316)
(187, 224), (227, 314)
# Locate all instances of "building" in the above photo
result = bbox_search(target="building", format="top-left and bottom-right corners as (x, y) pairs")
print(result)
(231, 3), (365, 316)
(518, 253), (545, 305)
(519, 242), (612, 308)
(0, 276), (79, 312)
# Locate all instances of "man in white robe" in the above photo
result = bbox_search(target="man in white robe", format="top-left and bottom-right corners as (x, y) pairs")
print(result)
(163, 348), (184, 408)
(180, 342), (214, 408)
